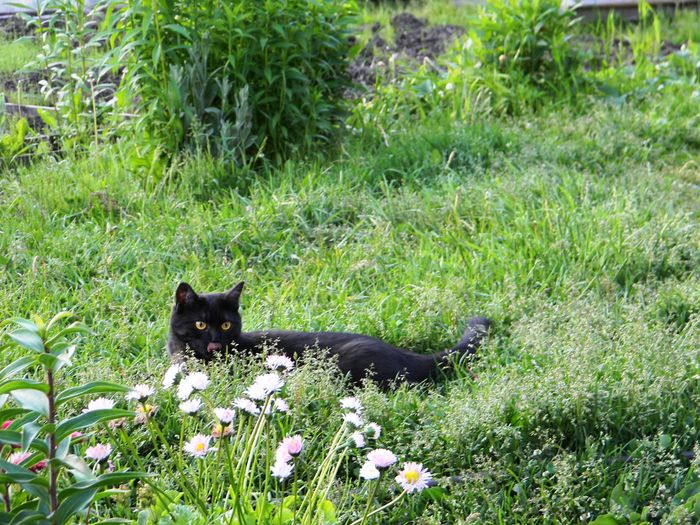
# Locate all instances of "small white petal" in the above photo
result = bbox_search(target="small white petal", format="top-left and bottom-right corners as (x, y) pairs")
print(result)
(214, 407), (236, 423)
(265, 355), (294, 373)
(271, 460), (293, 479)
(359, 461), (380, 480)
(340, 397), (363, 413)
(343, 412), (364, 428)
(183, 434), (211, 457)
(83, 398), (115, 413)
(366, 448), (397, 468)
(351, 431), (365, 448)
(179, 398), (203, 414)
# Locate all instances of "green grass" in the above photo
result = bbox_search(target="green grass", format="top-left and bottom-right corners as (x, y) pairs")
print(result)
(0, 37), (40, 74)
(0, 2), (699, 524)
(0, 37), (44, 105)
(2, 95), (698, 522)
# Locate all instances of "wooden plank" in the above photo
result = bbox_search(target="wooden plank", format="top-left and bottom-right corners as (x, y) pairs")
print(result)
(566, 0), (698, 10)
(0, 0), (99, 16)
(565, 0), (698, 20)
(5, 102), (52, 119)
(4, 103), (137, 120)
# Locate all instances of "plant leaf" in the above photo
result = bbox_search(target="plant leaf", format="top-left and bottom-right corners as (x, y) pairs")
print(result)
(0, 380), (49, 396)
(55, 409), (134, 441)
(21, 422), (42, 453)
(0, 356), (36, 382)
(46, 311), (74, 333)
(11, 389), (50, 417)
(589, 515), (624, 525)
(51, 488), (98, 525)
(59, 472), (150, 500)
(56, 382), (131, 407)
(7, 329), (45, 353)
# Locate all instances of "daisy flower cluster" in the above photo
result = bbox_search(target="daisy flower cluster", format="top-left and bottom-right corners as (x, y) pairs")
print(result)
(339, 397), (381, 450)
(41, 350), (434, 525)
(173, 357), (295, 457)
(340, 397), (433, 495)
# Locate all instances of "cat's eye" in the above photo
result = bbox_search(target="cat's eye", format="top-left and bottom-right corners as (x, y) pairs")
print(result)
(195, 321), (207, 330)
(221, 321), (232, 331)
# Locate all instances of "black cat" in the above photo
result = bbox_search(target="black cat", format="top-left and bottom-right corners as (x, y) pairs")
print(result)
(168, 281), (492, 384)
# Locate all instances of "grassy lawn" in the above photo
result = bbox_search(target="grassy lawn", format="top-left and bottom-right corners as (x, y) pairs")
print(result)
(0, 38), (39, 74)
(0, 2), (699, 524)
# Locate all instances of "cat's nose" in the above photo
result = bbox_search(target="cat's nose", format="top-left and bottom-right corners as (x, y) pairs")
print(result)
(207, 342), (223, 353)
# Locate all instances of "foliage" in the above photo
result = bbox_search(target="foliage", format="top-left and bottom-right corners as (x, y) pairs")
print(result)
(0, 104), (33, 167)
(463, 0), (582, 112)
(0, 313), (144, 524)
(117, 0), (357, 162)
(21, 0), (124, 152)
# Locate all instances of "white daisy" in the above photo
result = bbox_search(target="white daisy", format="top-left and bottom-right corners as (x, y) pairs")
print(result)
(83, 398), (115, 413)
(186, 372), (209, 391)
(177, 379), (194, 401)
(273, 398), (290, 413)
(366, 448), (397, 468)
(162, 363), (185, 389)
(351, 431), (365, 448)
(233, 398), (260, 415)
(245, 382), (268, 401)
(365, 422), (381, 440)
(179, 398), (203, 414)
(343, 412), (364, 428)
(271, 460), (293, 479)
(214, 407), (236, 424)
(395, 462), (432, 493)
(265, 355), (294, 373)
(340, 396), (363, 413)
(246, 373), (284, 399)
(359, 460), (380, 480)
(125, 384), (155, 402)
(183, 434), (211, 457)
(85, 443), (112, 462)
(280, 435), (303, 456)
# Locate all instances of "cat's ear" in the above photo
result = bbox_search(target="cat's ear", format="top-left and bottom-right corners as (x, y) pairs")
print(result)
(225, 281), (244, 305)
(175, 282), (197, 306)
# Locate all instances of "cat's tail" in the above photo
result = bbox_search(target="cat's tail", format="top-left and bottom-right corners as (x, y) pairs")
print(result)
(434, 316), (492, 365)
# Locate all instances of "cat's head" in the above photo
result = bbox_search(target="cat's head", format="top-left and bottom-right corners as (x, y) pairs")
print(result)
(168, 281), (244, 361)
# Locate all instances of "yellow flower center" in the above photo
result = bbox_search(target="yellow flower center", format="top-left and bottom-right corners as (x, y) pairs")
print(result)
(196, 443), (205, 452)
(404, 470), (419, 484)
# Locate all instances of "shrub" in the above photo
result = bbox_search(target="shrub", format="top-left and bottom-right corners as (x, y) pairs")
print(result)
(118, 0), (358, 162)
(466, 0), (582, 112)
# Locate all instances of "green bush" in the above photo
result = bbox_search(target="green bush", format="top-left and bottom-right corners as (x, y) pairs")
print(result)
(467, 0), (582, 112)
(119, 0), (357, 162)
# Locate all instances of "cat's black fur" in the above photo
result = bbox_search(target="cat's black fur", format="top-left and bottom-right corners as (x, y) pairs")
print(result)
(168, 281), (492, 384)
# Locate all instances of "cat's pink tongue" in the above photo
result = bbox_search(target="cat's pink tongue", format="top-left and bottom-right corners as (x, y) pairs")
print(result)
(207, 342), (222, 353)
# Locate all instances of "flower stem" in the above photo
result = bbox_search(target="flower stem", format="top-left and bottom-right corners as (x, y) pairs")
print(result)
(146, 415), (206, 513)
(349, 490), (407, 525)
(358, 477), (381, 525)
(2, 485), (10, 512)
(46, 360), (58, 517)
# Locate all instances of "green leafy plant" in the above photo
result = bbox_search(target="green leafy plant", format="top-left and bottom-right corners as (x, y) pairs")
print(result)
(117, 0), (358, 162)
(0, 313), (146, 524)
(0, 100), (35, 167)
(466, 0), (582, 112)
(22, 0), (124, 152)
